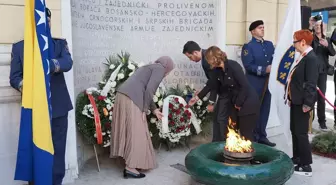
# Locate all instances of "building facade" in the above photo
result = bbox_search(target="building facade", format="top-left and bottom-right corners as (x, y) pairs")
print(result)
(0, 0), (289, 184)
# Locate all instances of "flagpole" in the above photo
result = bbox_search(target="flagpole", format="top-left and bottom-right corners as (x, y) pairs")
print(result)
(276, 0), (280, 42)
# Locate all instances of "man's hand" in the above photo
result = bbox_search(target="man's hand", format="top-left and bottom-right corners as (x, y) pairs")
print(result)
(234, 105), (241, 111)
(207, 105), (214, 112)
(266, 65), (272, 73)
(153, 109), (164, 120)
(188, 96), (199, 106)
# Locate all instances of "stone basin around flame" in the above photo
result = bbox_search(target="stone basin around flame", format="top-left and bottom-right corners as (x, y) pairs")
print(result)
(185, 142), (294, 185)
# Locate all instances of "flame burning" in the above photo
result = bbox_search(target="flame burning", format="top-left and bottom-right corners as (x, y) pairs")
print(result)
(225, 118), (253, 153)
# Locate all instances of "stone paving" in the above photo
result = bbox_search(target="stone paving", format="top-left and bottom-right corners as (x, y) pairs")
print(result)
(69, 76), (336, 185)
(69, 118), (336, 185)
(68, 133), (336, 185)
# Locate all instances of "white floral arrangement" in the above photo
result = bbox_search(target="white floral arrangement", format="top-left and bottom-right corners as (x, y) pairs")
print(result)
(156, 96), (197, 144)
(76, 52), (140, 148)
(184, 84), (210, 127)
(99, 53), (139, 98)
(157, 120), (191, 143)
(77, 87), (114, 147)
(76, 52), (211, 150)
(146, 84), (166, 139)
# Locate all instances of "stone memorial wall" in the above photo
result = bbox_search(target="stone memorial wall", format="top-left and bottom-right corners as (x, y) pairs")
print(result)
(71, 0), (222, 95)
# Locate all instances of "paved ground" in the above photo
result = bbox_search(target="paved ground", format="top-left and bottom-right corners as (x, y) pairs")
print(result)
(69, 135), (336, 185)
(69, 76), (336, 185)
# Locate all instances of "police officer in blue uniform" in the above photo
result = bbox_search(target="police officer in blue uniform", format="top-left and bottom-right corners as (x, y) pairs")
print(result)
(241, 20), (276, 147)
(9, 8), (73, 185)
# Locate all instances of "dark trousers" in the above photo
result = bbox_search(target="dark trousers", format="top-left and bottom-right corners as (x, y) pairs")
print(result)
(238, 114), (258, 142)
(254, 89), (271, 142)
(52, 115), (68, 185)
(212, 94), (230, 142)
(317, 73), (327, 126)
(290, 105), (312, 165)
(29, 115), (68, 185)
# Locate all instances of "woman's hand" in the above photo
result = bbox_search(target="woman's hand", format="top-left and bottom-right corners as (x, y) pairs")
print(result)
(234, 105), (241, 111)
(302, 105), (311, 113)
(153, 109), (164, 120)
(188, 96), (199, 106)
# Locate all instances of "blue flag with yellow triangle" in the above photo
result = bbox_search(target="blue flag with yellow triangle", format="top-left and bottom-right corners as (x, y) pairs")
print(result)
(14, 0), (54, 184)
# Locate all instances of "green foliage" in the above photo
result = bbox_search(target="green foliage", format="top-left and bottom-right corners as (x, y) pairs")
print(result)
(75, 92), (94, 144)
(312, 131), (336, 154)
(167, 84), (185, 97)
(75, 90), (113, 146)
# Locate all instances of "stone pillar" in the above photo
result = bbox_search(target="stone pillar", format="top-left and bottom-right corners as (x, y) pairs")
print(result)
(61, 0), (79, 183)
(216, 0), (227, 51)
(225, 0), (247, 63)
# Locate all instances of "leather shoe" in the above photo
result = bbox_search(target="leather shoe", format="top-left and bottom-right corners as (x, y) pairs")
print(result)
(123, 169), (145, 179)
(259, 139), (276, 147)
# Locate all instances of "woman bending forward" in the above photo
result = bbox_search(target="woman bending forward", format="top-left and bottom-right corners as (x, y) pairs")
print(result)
(110, 56), (174, 179)
(189, 46), (260, 141)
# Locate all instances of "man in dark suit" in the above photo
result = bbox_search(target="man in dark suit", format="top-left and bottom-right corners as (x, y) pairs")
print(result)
(9, 7), (73, 185)
(183, 41), (230, 142)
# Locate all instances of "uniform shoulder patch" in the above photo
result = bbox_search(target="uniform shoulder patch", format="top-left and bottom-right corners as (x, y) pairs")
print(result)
(243, 49), (248, 56)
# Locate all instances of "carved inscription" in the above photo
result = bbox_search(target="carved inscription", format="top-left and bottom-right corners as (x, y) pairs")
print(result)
(71, 0), (219, 94)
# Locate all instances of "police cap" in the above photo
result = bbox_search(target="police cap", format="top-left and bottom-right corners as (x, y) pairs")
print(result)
(46, 7), (51, 18)
(249, 20), (264, 31)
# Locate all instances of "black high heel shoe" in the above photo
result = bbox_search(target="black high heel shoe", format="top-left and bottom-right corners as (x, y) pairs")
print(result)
(123, 169), (146, 179)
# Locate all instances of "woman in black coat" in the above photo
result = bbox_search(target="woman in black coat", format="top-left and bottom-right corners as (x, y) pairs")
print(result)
(286, 29), (319, 176)
(189, 46), (260, 141)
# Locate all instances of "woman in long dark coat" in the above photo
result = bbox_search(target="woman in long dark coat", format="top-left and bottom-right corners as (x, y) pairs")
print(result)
(110, 56), (174, 179)
(189, 46), (259, 141)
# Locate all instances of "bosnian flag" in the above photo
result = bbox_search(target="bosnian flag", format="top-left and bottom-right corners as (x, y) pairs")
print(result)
(14, 0), (54, 184)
